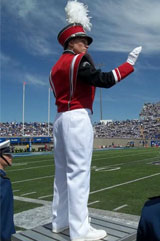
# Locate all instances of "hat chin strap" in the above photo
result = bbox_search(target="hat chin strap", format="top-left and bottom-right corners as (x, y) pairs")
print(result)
(0, 154), (11, 166)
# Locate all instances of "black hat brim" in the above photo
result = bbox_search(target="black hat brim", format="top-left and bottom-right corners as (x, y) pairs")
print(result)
(64, 33), (93, 49)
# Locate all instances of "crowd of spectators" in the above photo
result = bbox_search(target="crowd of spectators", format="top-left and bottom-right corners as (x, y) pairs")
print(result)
(0, 122), (53, 137)
(94, 102), (160, 139)
(0, 102), (160, 139)
(139, 102), (160, 120)
(94, 118), (160, 139)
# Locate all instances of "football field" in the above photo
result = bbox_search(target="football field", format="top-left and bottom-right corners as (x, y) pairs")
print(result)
(8, 147), (160, 216)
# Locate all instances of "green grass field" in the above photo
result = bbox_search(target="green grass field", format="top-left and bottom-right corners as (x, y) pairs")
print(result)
(8, 147), (160, 217)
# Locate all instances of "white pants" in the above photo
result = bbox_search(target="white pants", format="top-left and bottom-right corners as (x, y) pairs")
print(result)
(52, 108), (94, 239)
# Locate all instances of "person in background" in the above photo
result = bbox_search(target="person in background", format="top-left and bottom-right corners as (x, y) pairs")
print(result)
(137, 196), (160, 241)
(0, 140), (15, 241)
(49, 1), (142, 240)
(26, 144), (29, 152)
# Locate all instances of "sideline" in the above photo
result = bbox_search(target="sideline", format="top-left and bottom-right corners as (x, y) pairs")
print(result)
(13, 151), (53, 157)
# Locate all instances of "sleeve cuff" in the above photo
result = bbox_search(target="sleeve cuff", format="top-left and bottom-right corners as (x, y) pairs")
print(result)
(112, 62), (134, 82)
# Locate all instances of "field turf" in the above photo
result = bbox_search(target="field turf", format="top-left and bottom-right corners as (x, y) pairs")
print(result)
(8, 147), (160, 216)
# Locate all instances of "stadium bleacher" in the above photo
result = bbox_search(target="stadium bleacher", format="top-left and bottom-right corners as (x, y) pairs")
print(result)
(0, 102), (160, 140)
(94, 101), (160, 140)
(0, 122), (53, 137)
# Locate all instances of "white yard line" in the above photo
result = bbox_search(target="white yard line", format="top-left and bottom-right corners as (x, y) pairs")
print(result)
(9, 153), (159, 173)
(92, 153), (159, 161)
(21, 192), (37, 197)
(12, 175), (54, 184)
(8, 164), (53, 172)
(95, 167), (106, 171)
(95, 167), (120, 172)
(9, 159), (53, 170)
(92, 156), (159, 172)
(13, 190), (20, 193)
(88, 200), (100, 206)
(14, 159), (53, 165)
(12, 163), (28, 166)
(103, 167), (121, 172)
(113, 204), (128, 211)
(93, 149), (158, 157)
(38, 194), (53, 199)
(90, 172), (160, 195)
(14, 196), (51, 205)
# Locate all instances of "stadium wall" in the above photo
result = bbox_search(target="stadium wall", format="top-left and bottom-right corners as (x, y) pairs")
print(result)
(93, 137), (150, 148)
(0, 136), (156, 151)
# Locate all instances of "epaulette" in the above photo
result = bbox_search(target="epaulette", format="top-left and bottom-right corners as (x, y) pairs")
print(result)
(84, 53), (95, 68)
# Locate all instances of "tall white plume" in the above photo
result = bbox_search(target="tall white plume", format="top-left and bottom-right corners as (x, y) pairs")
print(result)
(65, 0), (92, 31)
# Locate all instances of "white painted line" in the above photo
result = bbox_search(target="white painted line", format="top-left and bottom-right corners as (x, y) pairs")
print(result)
(92, 156), (159, 172)
(21, 192), (37, 197)
(95, 167), (106, 171)
(93, 163), (124, 171)
(38, 194), (53, 199)
(12, 163), (27, 167)
(9, 159), (53, 171)
(8, 164), (53, 172)
(95, 167), (120, 172)
(92, 153), (159, 161)
(14, 159), (52, 165)
(13, 190), (20, 193)
(12, 175), (54, 184)
(14, 196), (51, 205)
(113, 204), (128, 211)
(88, 200), (100, 206)
(90, 172), (160, 195)
(103, 167), (121, 172)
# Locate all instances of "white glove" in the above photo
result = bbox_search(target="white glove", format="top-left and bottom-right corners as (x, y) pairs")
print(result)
(127, 46), (142, 65)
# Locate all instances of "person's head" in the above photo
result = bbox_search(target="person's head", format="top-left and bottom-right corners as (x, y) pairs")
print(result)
(0, 140), (13, 170)
(67, 37), (89, 54)
(57, 23), (93, 52)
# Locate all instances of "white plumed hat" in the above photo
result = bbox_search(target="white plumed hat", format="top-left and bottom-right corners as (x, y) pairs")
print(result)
(58, 0), (93, 47)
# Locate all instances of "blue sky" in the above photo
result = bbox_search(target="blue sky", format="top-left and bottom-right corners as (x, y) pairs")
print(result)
(1, 0), (160, 123)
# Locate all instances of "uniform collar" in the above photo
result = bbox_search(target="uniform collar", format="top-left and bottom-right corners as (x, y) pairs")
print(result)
(63, 49), (75, 55)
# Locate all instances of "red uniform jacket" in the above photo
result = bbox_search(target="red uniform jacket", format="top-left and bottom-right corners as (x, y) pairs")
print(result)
(50, 51), (134, 113)
(50, 52), (96, 112)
